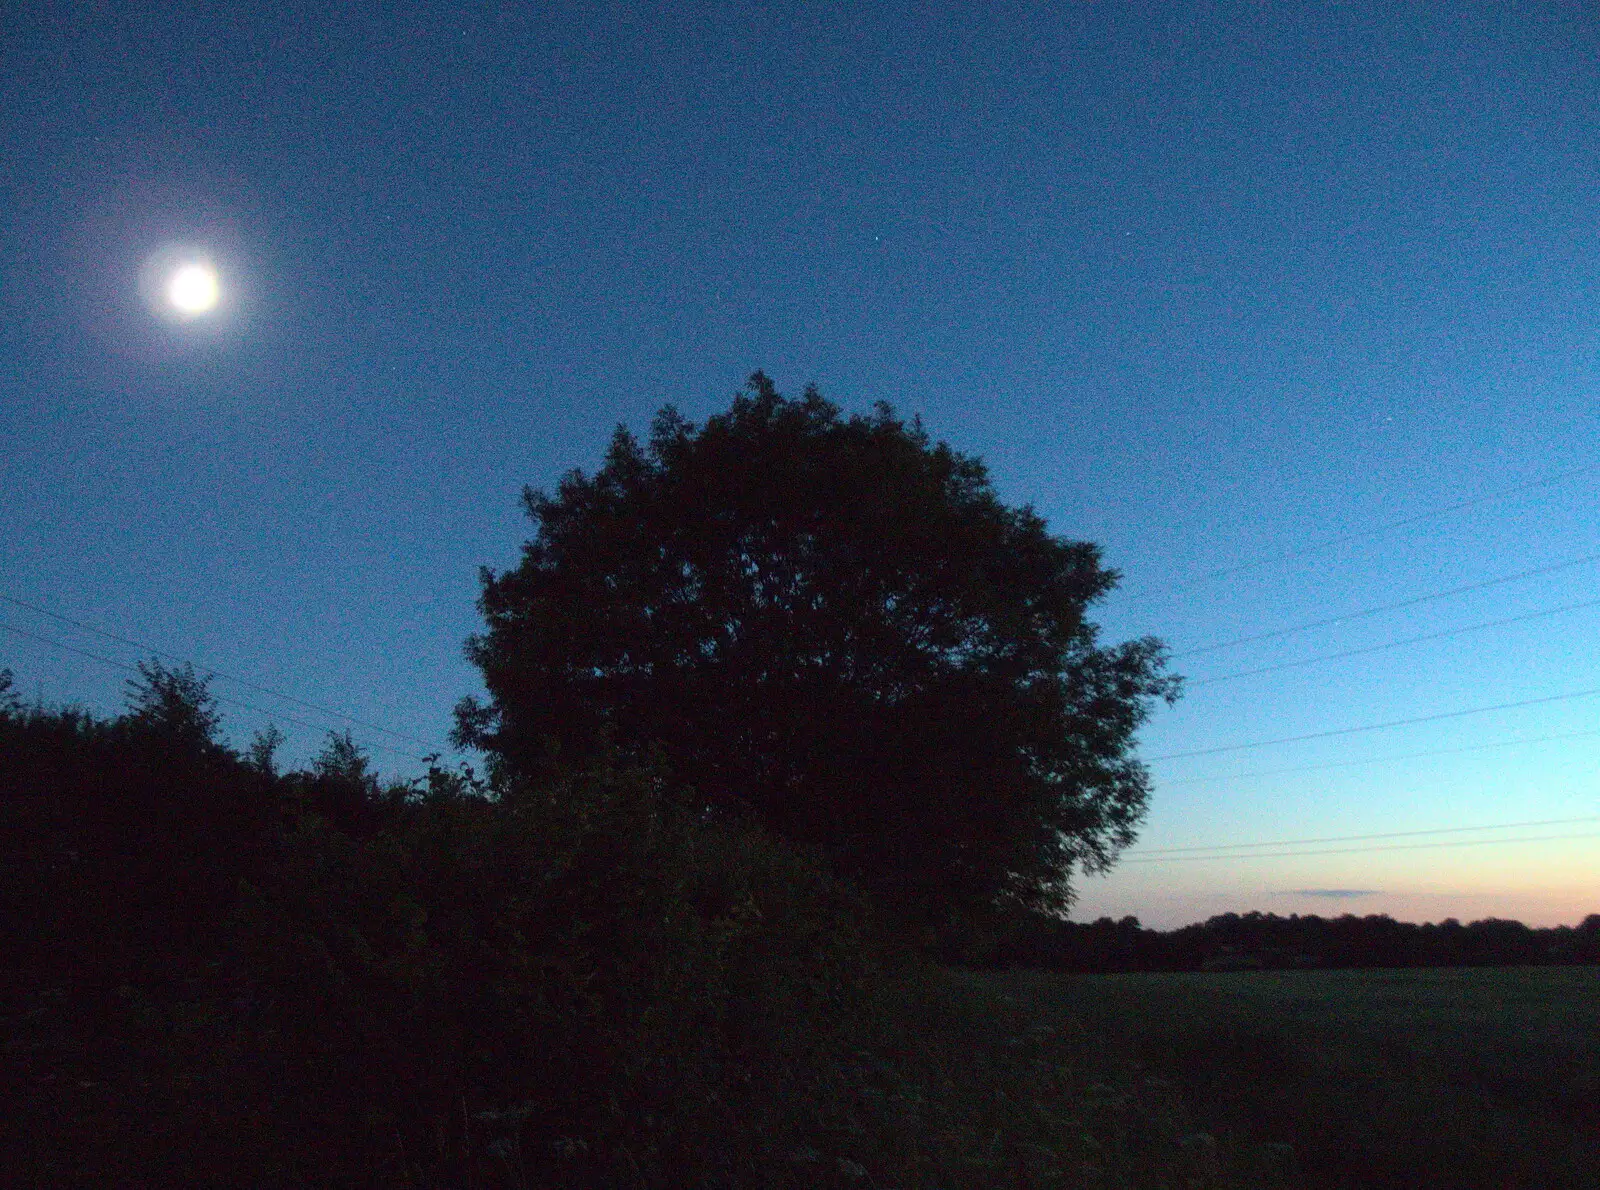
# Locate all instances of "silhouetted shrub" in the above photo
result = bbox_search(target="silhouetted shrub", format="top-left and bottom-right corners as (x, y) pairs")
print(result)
(2, 672), (896, 1186)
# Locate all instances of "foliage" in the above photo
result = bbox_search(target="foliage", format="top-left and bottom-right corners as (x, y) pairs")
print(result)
(455, 373), (1179, 924)
(2, 660), (1277, 1188)
(124, 658), (226, 752)
(231, 732), (898, 1185)
(246, 721), (286, 776)
(1, 660), (276, 980)
(0, 661), (879, 1184)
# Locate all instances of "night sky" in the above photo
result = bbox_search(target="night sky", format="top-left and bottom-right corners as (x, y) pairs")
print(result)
(5, 1), (1598, 928)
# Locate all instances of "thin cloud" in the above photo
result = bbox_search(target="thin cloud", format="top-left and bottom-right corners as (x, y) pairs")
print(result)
(1285, 888), (1381, 899)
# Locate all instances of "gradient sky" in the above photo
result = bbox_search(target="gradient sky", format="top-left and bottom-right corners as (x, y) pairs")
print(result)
(4, 1), (1598, 929)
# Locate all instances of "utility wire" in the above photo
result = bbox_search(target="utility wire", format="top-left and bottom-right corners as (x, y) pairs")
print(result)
(1186, 596), (1600, 687)
(0, 621), (437, 764)
(1122, 460), (1600, 604)
(1123, 815), (1600, 857)
(1156, 727), (1600, 787)
(1147, 685), (1600, 762)
(1118, 830), (1600, 864)
(1172, 550), (1600, 660)
(0, 591), (443, 751)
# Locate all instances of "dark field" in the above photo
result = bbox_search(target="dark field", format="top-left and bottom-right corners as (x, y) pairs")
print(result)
(11, 947), (1598, 1187)
(961, 964), (1600, 1189)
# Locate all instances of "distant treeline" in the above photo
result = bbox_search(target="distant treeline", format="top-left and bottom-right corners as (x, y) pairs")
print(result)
(981, 909), (1600, 972)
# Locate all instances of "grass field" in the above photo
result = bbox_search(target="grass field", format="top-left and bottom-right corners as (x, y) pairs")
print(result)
(10, 953), (1597, 1186)
(957, 964), (1600, 1190)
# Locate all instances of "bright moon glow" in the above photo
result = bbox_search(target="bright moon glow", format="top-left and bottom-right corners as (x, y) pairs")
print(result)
(167, 263), (219, 314)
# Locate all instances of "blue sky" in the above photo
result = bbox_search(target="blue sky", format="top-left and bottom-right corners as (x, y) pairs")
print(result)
(3, 0), (1598, 928)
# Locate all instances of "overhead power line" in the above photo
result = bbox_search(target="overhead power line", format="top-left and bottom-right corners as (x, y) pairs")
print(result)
(1186, 596), (1600, 687)
(0, 621), (437, 764)
(1118, 830), (1600, 864)
(1157, 726), (1600, 787)
(1148, 685), (1600, 762)
(1123, 814), (1600, 857)
(0, 591), (443, 751)
(1172, 550), (1600, 660)
(1123, 460), (1600, 603)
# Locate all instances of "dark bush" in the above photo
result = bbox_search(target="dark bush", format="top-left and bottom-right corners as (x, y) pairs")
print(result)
(2, 673), (893, 1186)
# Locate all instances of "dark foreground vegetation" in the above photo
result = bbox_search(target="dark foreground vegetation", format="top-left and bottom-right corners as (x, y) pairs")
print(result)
(3, 664), (1279, 1188)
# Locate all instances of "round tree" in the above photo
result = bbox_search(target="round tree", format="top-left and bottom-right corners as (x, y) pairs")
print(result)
(455, 374), (1180, 921)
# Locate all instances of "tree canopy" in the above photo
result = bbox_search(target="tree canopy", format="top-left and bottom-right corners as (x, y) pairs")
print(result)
(456, 374), (1180, 920)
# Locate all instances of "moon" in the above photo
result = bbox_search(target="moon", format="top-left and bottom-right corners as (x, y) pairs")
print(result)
(140, 246), (229, 324)
(166, 262), (220, 315)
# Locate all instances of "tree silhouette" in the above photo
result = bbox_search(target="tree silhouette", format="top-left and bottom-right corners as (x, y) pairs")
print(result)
(313, 728), (376, 789)
(456, 373), (1179, 921)
(124, 659), (224, 751)
(299, 728), (382, 832)
(247, 722), (286, 776)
